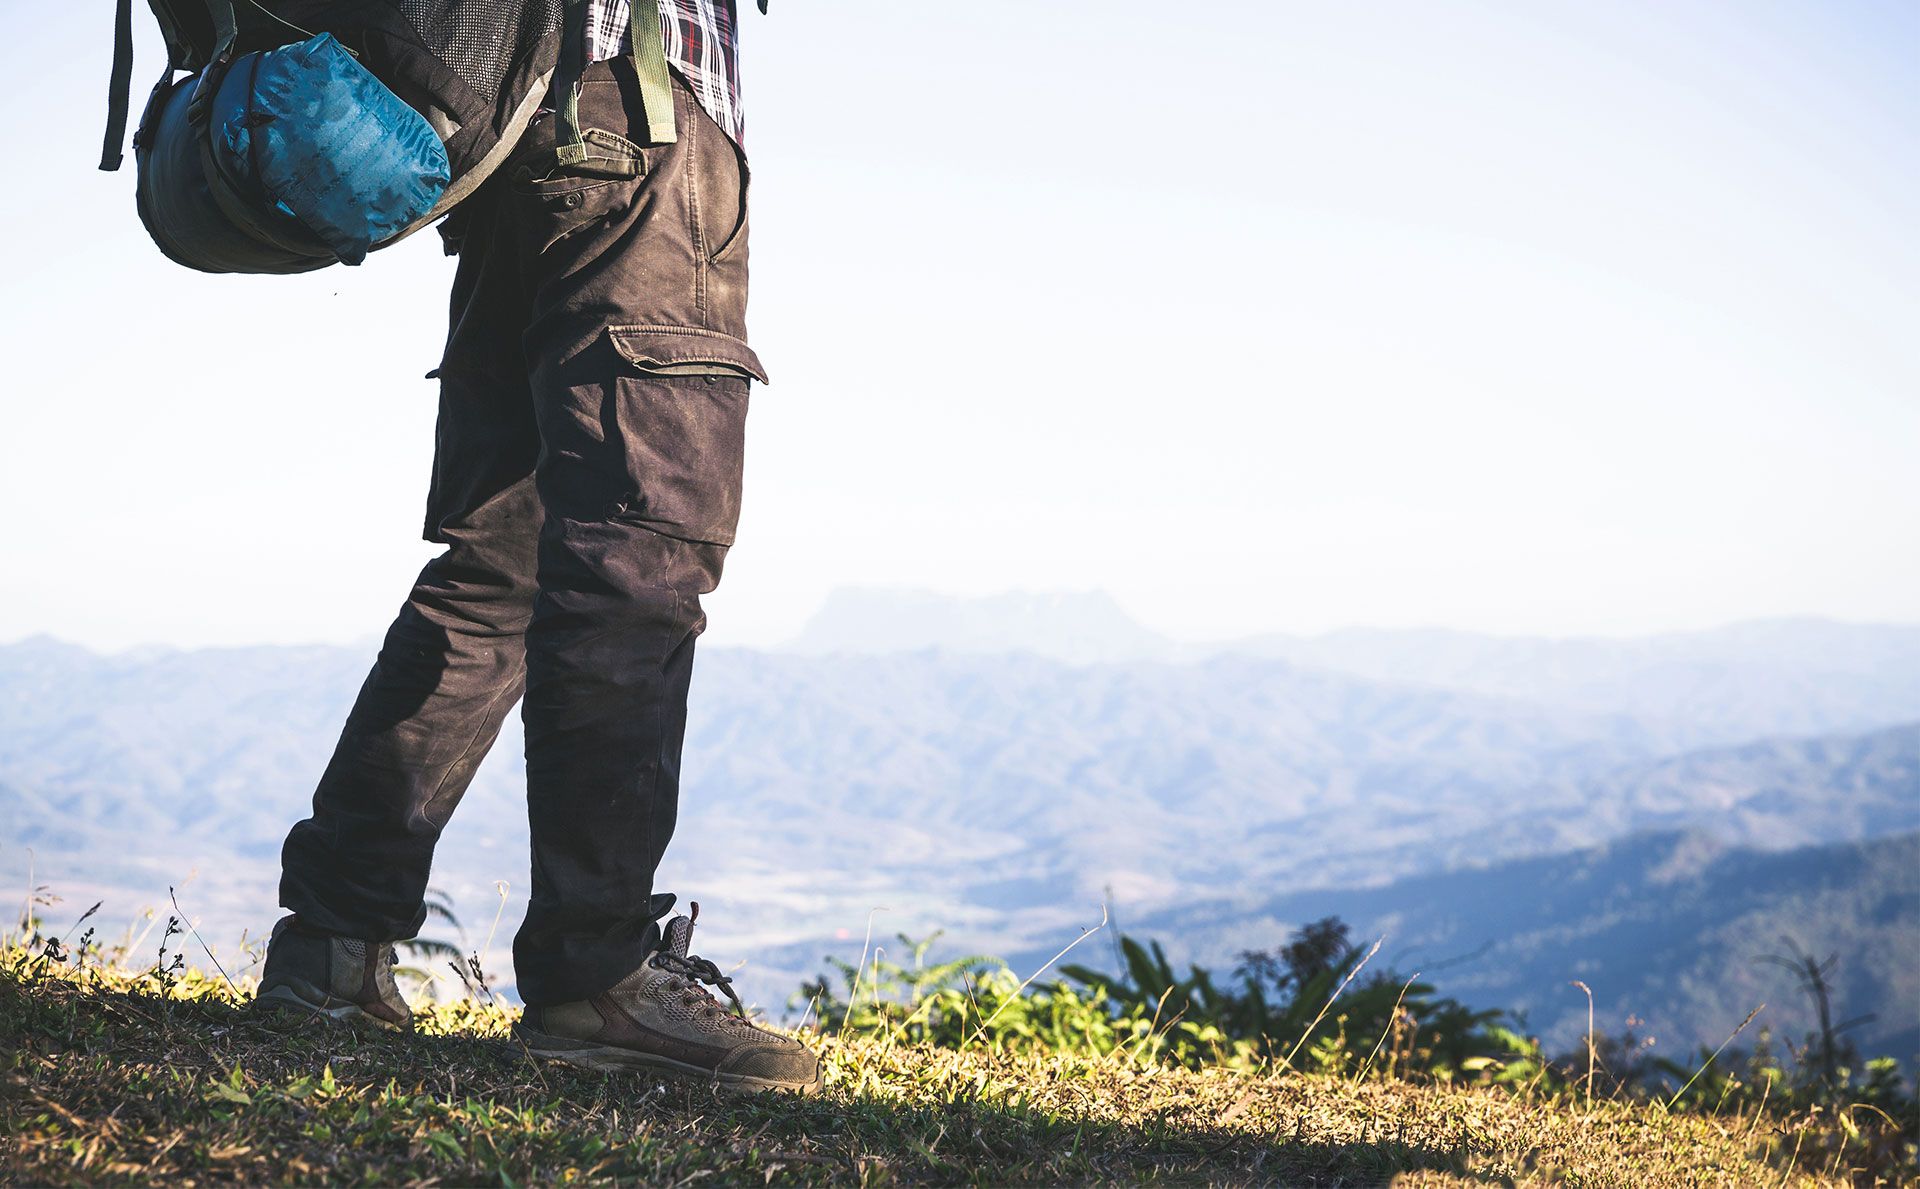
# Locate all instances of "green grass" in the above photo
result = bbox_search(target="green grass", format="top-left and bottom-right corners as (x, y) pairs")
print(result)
(4, 936), (1905, 1186)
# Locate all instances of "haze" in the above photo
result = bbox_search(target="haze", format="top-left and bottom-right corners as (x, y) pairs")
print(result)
(1, 0), (1915, 651)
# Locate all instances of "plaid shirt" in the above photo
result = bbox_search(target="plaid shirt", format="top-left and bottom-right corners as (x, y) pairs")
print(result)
(586, 0), (745, 144)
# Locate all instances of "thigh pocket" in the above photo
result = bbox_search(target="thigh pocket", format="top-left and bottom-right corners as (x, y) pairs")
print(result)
(509, 128), (647, 252)
(600, 325), (768, 547)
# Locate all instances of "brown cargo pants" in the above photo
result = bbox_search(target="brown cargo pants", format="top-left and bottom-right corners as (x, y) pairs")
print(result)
(279, 60), (760, 1006)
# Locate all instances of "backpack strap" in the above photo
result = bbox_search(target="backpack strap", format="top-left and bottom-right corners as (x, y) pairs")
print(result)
(556, 0), (676, 167)
(207, 0), (239, 62)
(554, 0), (589, 165)
(628, 0), (677, 145)
(100, 0), (137, 170)
(102, 0), (240, 172)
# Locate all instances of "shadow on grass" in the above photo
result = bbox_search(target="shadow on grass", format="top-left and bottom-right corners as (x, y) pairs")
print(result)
(9, 978), (1498, 1185)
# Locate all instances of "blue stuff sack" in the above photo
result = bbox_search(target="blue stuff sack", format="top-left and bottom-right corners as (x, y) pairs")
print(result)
(210, 34), (450, 266)
(135, 32), (451, 274)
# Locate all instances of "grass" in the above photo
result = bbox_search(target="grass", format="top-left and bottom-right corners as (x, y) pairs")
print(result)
(4, 933), (1903, 1186)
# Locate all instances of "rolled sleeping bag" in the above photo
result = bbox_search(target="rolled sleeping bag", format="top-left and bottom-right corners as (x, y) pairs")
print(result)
(136, 33), (451, 275)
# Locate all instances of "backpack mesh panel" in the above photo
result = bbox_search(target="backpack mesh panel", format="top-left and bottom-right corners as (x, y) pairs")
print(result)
(398, 0), (564, 104)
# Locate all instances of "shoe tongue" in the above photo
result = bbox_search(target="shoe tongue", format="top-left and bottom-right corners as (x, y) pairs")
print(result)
(660, 913), (696, 960)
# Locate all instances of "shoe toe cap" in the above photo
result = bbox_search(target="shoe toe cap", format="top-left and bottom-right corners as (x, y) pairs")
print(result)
(718, 1038), (821, 1085)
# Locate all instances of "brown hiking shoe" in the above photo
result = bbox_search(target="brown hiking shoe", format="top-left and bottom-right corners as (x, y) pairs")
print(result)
(515, 905), (822, 1094)
(254, 916), (412, 1030)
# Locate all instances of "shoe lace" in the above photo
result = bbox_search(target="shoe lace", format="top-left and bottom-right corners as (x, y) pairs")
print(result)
(651, 949), (748, 1020)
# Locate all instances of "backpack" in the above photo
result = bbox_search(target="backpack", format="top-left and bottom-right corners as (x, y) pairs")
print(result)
(100, 0), (678, 274)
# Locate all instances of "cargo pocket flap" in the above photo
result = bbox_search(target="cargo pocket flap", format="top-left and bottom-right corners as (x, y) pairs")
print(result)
(608, 324), (769, 383)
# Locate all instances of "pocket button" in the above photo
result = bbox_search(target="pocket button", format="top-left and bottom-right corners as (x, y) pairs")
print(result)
(564, 192), (583, 208)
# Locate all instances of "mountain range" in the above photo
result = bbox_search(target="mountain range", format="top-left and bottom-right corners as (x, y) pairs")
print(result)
(3, 591), (1915, 1060)
(1137, 828), (1920, 1063)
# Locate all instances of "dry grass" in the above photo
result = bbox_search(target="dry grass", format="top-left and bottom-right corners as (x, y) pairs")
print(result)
(1, 940), (1901, 1186)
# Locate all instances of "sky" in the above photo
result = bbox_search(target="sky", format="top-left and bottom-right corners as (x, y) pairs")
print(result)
(0, 0), (1915, 652)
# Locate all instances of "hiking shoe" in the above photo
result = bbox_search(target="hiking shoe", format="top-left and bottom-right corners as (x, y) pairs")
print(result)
(515, 905), (822, 1094)
(254, 915), (412, 1030)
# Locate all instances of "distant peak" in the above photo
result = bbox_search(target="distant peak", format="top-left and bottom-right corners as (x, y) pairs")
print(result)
(785, 587), (1176, 664)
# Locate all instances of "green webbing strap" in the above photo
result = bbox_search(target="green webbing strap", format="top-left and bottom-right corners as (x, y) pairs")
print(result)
(556, 0), (589, 166)
(629, 0), (676, 145)
(101, 0), (136, 170)
(557, 0), (675, 164)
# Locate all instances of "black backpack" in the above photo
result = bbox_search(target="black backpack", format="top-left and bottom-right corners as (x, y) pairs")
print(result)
(100, 0), (679, 273)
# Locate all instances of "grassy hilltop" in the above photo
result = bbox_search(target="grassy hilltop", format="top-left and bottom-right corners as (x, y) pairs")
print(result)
(5, 926), (1913, 1187)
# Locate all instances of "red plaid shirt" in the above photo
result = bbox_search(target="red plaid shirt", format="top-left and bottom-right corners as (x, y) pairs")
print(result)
(586, 0), (745, 144)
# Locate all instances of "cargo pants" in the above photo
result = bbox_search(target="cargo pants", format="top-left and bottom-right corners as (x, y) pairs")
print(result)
(279, 60), (759, 1006)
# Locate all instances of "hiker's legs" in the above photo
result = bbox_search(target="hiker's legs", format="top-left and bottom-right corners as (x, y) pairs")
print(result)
(509, 68), (756, 1006)
(276, 528), (536, 940)
(277, 182), (542, 942)
(279, 64), (754, 998)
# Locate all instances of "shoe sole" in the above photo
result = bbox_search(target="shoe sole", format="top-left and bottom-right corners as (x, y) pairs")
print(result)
(254, 982), (410, 1032)
(515, 1027), (823, 1095)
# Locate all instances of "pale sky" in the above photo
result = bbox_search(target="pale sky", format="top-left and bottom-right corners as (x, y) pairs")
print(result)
(1, 0), (1915, 652)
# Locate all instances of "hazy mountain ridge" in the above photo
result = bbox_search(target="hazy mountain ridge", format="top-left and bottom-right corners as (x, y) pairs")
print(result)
(3, 603), (1915, 1033)
(1527, 722), (1920, 852)
(790, 591), (1920, 743)
(789, 588), (1174, 665)
(1238, 618), (1920, 744)
(17, 642), (1908, 911)
(1131, 830), (1920, 1065)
